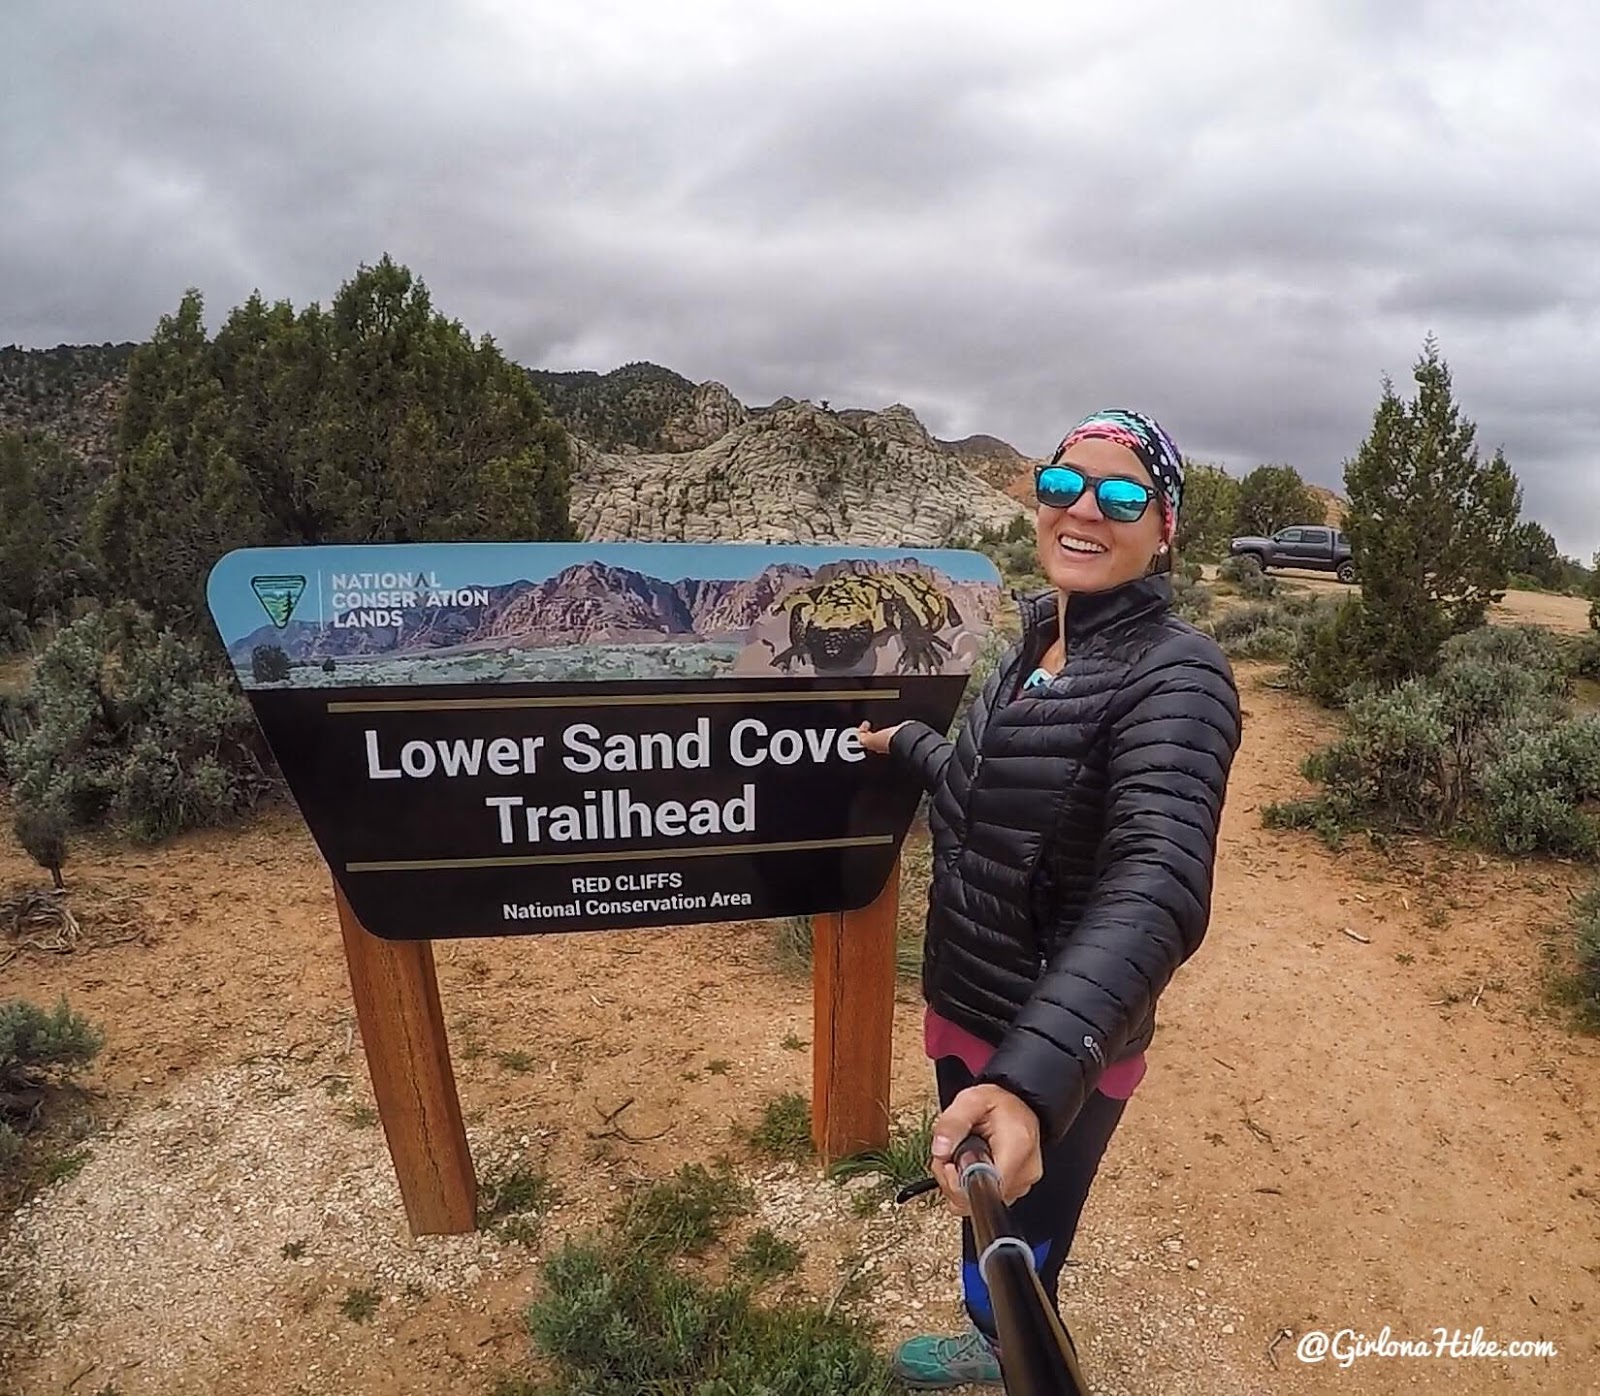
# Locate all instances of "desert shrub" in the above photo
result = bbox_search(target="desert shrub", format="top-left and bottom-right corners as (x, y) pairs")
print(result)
(1269, 631), (1600, 856)
(1207, 602), (1295, 660)
(1288, 596), (1373, 708)
(2, 606), (270, 843)
(13, 801), (68, 888)
(1565, 631), (1600, 682)
(2, 997), (104, 1177)
(951, 627), (1008, 735)
(0, 690), (35, 782)
(1218, 554), (1278, 599)
(1205, 594), (1335, 663)
(957, 518), (1045, 595)
(0, 605), (27, 653)
(513, 1154), (889, 1395)
(1438, 624), (1570, 693)
(1479, 717), (1600, 857)
(523, 1236), (890, 1396)
(1170, 570), (1214, 623)
(1570, 886), (1600, 1031)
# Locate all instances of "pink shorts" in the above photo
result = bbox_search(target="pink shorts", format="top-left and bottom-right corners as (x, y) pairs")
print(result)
(924, 1007), (1147, 1100)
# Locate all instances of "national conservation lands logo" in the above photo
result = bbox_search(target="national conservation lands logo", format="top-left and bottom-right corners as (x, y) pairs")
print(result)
(251, 575), (307, 628)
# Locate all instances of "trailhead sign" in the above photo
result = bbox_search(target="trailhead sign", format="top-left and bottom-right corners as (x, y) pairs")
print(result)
(207, 541), (1004, 941)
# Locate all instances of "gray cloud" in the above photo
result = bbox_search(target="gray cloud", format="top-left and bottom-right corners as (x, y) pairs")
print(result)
(4, 0), (1600, 556)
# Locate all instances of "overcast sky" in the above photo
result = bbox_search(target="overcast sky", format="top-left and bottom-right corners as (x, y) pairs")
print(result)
(5, 0), (1599, 555)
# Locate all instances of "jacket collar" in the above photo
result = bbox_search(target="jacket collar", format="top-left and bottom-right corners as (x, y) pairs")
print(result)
(1017, 573), (1172, 648)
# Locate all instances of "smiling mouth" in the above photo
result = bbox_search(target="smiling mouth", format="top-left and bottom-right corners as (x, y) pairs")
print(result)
(1056, 533), (1108, 556)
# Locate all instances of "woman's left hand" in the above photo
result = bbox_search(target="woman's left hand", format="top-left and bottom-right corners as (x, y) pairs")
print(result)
(929, 1084), (1044, 1215)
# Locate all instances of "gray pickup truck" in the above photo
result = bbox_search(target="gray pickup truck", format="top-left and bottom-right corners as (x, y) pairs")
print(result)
(1228, 524), (1356, 584)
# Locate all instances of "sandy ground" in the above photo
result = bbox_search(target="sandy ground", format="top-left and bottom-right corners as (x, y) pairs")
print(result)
(2, 656), (1598, 1395)
(1210, 566), (1594, 635)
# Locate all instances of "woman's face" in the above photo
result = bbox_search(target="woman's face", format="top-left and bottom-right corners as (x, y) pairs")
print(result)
(1033, 436), (1166, 593)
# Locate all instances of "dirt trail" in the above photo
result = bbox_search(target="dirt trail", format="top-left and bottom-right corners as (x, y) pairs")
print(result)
(1218, 568), (1594, 635)
(2, 662), (1597, 1394)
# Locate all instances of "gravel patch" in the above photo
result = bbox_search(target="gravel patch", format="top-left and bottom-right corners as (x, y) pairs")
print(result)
(745, 1159), (1270, 1395)
(0, 1058), (531, 1390)
(5, 1068), (1271, 1395)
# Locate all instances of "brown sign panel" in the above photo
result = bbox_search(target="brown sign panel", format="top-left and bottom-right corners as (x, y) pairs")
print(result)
(207, 542), (1004, 940)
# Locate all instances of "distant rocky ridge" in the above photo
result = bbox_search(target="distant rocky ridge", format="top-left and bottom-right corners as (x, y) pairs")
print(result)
(0, 343), (136, 479)
(1309, 485), (1348, 527)
(227, 556), (999, 664)
(0, 345), (1030, 548)
(937, 433), (1038, 492)
(572, 394), (1029, 547)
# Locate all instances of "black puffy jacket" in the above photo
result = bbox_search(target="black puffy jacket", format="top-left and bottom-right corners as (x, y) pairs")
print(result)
(888, 573), (1242, 1144)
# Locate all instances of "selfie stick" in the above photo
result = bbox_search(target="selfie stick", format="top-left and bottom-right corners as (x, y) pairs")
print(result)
(899, 1135), (1092, 1395)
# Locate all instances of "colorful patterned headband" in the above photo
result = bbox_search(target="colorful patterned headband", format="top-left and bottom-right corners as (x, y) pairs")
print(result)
(1051, 409), (1184, 535)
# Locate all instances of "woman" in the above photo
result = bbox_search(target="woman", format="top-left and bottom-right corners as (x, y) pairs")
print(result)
(859, 408), (1242, 1388)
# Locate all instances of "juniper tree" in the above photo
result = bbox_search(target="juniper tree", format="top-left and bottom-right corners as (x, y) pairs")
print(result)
(1235, 463), (1321, 536)
(1343, 336), (1521, 683)
(94, 256), (575, 634)
(1506, 519), (1563, 590)
(0, 430), (99, 626)
(1173, 461), (1240, 561)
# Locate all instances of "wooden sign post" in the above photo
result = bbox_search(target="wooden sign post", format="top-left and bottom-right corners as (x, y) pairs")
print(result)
(335, 887), (477, 1235)
(811, 855), (901, 1162)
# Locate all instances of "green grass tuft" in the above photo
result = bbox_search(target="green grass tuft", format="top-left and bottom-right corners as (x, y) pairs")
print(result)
(731, 1226), (803, 1284)
(39, 1148), (90, 1186)
(743, 1092), (814, 1163)
(478, 1160), (560, 1246)
(495, 1050), (537, 1073)
(613, 1160), (751, 1258)
(340, 1286), (380, 1323)
(827, 1107), (937, 1210)
(521, 1236), (891, 1395)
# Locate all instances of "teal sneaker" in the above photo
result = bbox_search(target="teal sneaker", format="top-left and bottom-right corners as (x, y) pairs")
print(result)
(891, 1327), (1002, 1388)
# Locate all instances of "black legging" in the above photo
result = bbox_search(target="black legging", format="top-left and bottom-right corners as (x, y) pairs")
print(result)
(935, 1055), (1128, 1341)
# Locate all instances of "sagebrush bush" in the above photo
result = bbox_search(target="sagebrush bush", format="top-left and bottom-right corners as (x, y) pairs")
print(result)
(1171, 571), (1214, 623)
(1205, 594), (1336, 663)
(0, 605), (27, 653)
(13, 801), (68, 887)
(1565, 631), (1600, 681)
(1438, 624), (1571, 693)
(1479, 717), (1600, 857)
(1269, 625), (1600, 857)
(1207, 602), (1293, 659)
(2, 997), (104, 1176)
(1218, 554), (1279, 599)
(1572, 886), (1600, 1029)
(2, 605), (270, 843)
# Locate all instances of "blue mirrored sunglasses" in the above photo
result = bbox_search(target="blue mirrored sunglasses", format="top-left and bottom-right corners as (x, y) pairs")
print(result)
(1035, 464), (1156, 523)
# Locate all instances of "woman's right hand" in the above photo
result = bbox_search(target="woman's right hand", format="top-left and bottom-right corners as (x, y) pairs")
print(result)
(856, 720), (904, 756)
